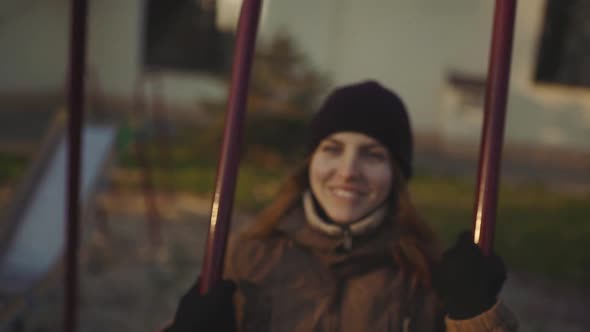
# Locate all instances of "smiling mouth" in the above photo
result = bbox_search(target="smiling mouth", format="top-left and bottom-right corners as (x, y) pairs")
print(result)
(330, 187), (365, 199)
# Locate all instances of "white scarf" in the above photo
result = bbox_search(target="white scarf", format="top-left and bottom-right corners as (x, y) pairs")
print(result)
(302, 190), (387, 237)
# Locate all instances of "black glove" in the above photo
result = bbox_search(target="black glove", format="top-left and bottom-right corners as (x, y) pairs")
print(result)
(164, 278), (237, 332)
(432, 231), (506, 320)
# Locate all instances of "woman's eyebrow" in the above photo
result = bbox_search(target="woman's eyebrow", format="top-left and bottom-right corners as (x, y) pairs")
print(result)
(323, 138), (343, 145)
(360, 142), (385, 150)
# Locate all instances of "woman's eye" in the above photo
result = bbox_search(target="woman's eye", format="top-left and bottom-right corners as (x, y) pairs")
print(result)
(365, 151), (386, 161)
(321, 145), (341, 154)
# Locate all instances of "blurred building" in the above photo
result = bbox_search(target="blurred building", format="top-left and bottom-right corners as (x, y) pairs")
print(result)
(0, 0), (588, 176)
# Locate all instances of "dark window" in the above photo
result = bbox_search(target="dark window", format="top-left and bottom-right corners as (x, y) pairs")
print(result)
(446, 71), (486, 112)
(535, 0), (590, 87)
(143, 0), (233, 74)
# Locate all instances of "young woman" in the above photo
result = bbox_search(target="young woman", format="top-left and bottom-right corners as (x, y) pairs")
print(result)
(165, 81), (518, 331)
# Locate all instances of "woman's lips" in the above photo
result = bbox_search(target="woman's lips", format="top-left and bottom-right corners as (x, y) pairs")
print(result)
(329, 186), (365, 199)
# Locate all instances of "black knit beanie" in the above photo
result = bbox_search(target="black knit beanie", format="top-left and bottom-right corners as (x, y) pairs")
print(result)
(308, 80), (413, 179)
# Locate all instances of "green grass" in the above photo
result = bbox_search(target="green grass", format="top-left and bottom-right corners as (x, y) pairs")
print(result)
(114, 139), (590, 287)
(411, 174), (590, 288)
(2, 122), (588, 289)
(109, 124), (590, 288)
(0, 153), (29, 185)
(137, 163), (286, 213)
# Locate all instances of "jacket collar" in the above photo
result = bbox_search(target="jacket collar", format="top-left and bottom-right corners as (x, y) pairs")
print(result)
(302, 190), (387, 237)
(276, 194), (396, 267)
(276, 199), (397, 279)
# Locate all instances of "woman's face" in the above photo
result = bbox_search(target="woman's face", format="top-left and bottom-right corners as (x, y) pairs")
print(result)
(309, 132), (394, 224)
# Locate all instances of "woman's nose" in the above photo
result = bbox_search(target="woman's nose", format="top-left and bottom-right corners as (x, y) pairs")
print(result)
(336, 154), (361, 178)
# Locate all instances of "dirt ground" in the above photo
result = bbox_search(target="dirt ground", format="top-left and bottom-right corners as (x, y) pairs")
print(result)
(9, 192), (590, 332)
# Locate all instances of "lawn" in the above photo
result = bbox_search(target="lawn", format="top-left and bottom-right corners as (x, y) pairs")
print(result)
(0, 153), (28, 185)
(411, 173), (590, 288)
(1, 124), (588, 289)
(113, 134), (590, 288)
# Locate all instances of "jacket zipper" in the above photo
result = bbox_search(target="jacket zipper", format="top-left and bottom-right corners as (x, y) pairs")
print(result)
(342, 227), (352, 251)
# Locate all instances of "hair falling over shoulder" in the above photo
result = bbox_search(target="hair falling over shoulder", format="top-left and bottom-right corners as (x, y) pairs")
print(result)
(243, 161), (441, 291)
(392, 184), (442, 290)
(242, 163), (309, 239)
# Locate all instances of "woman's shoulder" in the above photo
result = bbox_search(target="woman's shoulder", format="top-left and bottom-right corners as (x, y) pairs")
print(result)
(225, 230), (289, 283)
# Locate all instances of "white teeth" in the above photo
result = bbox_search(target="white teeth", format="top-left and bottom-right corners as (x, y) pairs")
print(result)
(332, 189), (359, 198)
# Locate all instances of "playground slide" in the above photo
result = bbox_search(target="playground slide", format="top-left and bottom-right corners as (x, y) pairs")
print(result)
(0, 124), (116, 296)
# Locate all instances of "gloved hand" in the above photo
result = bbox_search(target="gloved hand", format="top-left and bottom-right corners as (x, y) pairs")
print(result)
(432, 231), (506, 320)
(164, 278), (237, 332)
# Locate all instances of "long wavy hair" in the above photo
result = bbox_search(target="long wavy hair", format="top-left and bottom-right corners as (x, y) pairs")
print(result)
(243, 158), (441, 290)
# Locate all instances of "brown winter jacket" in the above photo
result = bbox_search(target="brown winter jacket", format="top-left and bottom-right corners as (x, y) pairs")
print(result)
(224, 203), (518, 332)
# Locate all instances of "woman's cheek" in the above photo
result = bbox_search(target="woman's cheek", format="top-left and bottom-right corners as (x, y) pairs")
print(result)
(312, 155), (336, 175)
(366, 164), (393, 187)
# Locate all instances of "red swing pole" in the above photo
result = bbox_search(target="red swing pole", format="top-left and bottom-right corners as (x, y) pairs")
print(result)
(472, 0), (517, 255)
(64, 0), (88, 331)
(199, 0), (264, 294)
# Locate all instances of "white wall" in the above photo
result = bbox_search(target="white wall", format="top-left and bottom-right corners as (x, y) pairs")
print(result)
(0, 0), (227, 107)
(506, 0), (590, 150)
(0, 0), (70, 93)
(260, 0), (495, 130)
(1, 0), (588, 150)
(261, 0), (590, 151)
(87, 0), (228, 106)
